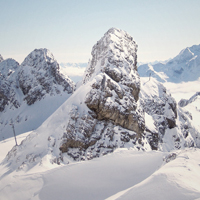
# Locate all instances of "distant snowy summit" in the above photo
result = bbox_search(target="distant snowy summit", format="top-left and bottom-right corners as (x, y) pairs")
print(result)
(0, 49), (74, 139)
(138, 44), (200, 82)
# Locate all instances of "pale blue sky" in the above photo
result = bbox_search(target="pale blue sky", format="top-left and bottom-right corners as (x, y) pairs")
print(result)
(1, 0), (200, 63)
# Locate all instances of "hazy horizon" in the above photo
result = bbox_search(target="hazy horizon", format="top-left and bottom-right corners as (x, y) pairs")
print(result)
(1, 0), (200, 64)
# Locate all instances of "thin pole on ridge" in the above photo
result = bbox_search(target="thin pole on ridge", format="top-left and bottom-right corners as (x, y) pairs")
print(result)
(10, 122), (18, 146)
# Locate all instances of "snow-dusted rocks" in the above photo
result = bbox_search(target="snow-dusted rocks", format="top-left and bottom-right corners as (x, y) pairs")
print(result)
(0, 49), (75, 140)
(60, 28), (146, 160)
(84, 28), (143, 132)
(140, 77), (200, 150)
(0, 58), (20, 112)
(178, 92), (200, 148)
(140, 78), (177, 150)
(19, 49), (74, 105)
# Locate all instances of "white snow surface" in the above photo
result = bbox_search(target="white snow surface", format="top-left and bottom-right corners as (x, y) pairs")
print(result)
(1, 135), (200, 200)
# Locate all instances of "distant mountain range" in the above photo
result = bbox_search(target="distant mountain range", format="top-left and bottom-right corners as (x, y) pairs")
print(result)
(138, 44), (200, 83)
(59, 44), (200, 83)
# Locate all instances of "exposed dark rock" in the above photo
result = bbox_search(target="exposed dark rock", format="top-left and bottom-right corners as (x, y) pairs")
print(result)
(60, 28), (146, 161)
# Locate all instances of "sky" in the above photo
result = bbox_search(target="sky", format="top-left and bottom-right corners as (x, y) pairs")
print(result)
(1, 0), (200, 64)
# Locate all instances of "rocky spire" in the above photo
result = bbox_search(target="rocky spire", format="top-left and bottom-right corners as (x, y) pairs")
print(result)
(60, 28), (146, 160)
(84, 28), (143, 133)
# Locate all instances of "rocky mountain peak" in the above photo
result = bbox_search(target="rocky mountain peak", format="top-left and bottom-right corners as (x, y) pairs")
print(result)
(83, 27), (138, 84)
(19, 48), (74, 105)
(21, 48), (56, 70)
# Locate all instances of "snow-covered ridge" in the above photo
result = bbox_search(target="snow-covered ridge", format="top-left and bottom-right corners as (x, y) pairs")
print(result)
(138, 44), (200, 83)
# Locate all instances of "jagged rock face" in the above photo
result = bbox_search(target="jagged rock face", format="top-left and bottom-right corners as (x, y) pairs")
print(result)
(84, 28), (143, 132)
(0, 59), (20, 111)
(60, 28), (146, 160)
(0, 54), (3, 62)
(0, 49), (75, 140)
(0, 49), (74, 110)
(19, 49), (74, 105)
(140, 77), (200, 151)
(140, 78), (177, 150)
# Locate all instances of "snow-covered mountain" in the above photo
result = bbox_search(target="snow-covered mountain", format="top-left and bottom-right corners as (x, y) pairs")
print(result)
(138, 44), (200, 83)
(1, 28), (200, 200)
(1, 28), (199, 174)
(0, 49), (74, 140)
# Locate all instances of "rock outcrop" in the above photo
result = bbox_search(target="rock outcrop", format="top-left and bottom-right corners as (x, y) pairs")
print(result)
(0, 49), (75, 139)
(60, 28), (146, 160)
(0, 58), (20, 112)
(140, 78), (177, 150)
(19, 48), (74, 105)
(140, 77), (200, 151)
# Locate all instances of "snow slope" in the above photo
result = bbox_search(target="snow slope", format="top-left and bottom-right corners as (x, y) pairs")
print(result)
(107, 149), (200, 200)
(0, 135), (200, 200)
